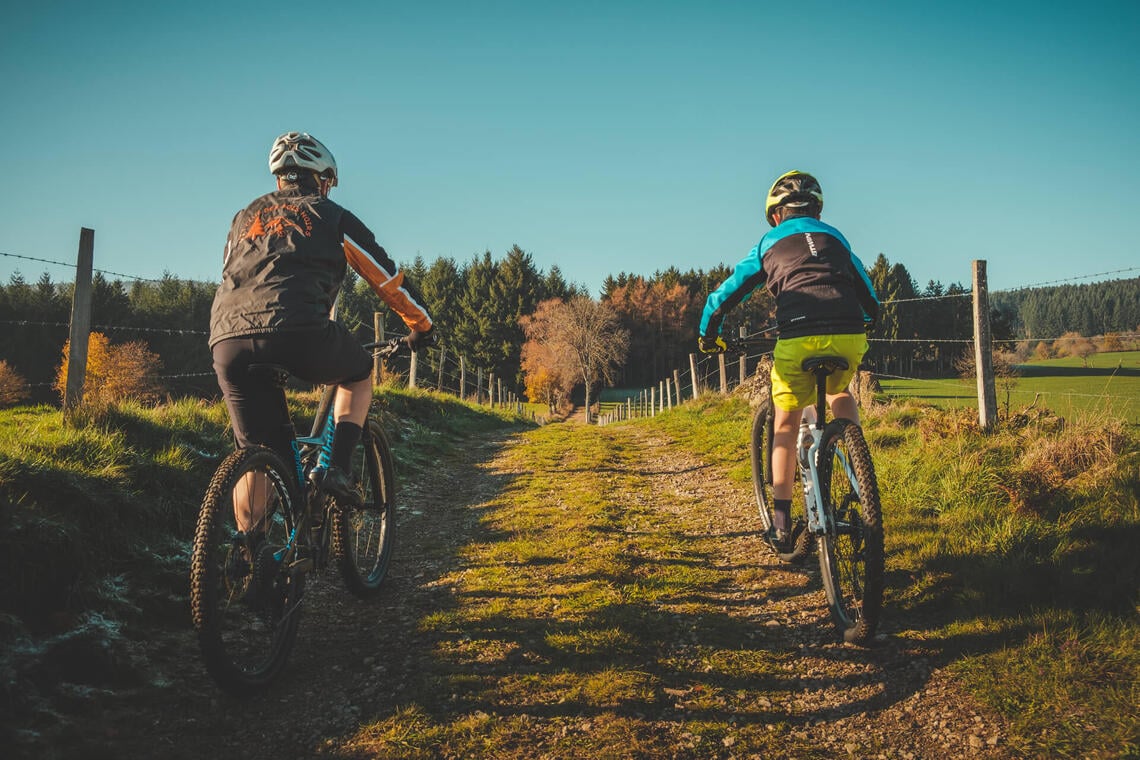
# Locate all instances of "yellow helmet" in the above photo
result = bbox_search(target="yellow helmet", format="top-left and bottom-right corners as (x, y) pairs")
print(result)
(765, 170), (823, 226)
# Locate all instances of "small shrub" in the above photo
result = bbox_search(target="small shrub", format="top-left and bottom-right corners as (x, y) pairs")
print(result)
(55, 332), (165, 406)
(0, 360), (30, 407)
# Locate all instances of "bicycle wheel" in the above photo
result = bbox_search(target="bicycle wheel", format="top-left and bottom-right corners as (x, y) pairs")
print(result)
(332, 418), (396, 598)
(750, 396), (812, 563)
(190, 446), (305, 694)
(816, 418), (884, 645)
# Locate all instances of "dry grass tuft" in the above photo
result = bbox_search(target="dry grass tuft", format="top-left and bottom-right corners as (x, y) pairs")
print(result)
(918, 407), (979, 441)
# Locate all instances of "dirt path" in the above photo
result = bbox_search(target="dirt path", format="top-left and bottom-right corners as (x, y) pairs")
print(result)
(11, 420), (1009, 759)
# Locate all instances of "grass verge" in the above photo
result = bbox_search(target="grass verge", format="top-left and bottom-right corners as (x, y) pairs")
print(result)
(654, 391), (1140, 758)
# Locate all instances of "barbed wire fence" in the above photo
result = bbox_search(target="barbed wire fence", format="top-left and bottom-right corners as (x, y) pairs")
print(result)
(2, 235), (1136, 425)
(0, 231), (524, 419)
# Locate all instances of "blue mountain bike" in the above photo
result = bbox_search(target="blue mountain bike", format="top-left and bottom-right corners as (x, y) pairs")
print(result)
(190, 338), (404, 694)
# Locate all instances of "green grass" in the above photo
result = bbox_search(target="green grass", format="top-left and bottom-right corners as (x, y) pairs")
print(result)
(878, 350), (1140, 425)
(657, 393), (1140, 758)
(4, 380), (1138, 757)
(0, 387), (529, 631)
(348, 417), (794, 758)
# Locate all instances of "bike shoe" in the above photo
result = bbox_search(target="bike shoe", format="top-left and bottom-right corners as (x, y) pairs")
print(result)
(318, 465), (363, 508)
(766, 527), (794, 554)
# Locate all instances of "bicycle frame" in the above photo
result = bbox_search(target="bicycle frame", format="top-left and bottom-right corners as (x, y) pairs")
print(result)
(272, 338), (399, 572)
(272, 388), (337, 573)
(799, 368), (860, 536)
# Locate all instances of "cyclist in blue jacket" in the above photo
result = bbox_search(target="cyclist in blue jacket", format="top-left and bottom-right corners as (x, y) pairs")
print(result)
(698, 170), (879, 551)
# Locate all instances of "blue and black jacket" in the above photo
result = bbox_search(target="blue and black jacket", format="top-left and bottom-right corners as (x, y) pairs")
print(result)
(700, 217), (880, 340)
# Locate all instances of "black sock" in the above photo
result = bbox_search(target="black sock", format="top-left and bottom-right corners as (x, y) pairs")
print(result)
(330, 422), (362, 472)
(773, 499), (792, 532)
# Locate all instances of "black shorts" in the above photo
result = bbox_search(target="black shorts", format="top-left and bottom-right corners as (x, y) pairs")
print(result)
(212, 323), (372, 458)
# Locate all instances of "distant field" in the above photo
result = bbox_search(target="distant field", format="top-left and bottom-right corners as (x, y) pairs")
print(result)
(878, 350), (1140, 425)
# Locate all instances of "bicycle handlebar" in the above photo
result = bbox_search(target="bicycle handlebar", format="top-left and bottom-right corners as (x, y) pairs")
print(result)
(364, 333), (439, 358)
(722, 337), (776, 354)
(365, 337), (408, 358)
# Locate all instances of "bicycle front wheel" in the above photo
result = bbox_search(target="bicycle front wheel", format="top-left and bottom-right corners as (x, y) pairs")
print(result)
(190, 446), (305, 694)
(816, 418), (884, 645)
(333, 418), (396, 598)
(750, 396), (812, 563)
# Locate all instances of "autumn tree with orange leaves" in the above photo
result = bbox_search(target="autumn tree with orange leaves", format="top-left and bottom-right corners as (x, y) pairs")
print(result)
(55, 332), (165, 406)
(606, 277), (700, 386)
(520, 300), (577, 414)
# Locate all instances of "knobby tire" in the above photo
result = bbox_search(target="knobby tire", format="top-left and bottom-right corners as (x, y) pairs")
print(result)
(332, 418), (397, 598)
(816, 418), (884, 645)
(190, 446), (305, 694)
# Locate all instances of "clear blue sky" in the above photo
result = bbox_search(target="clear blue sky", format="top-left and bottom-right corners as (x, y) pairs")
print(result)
(1, 0), (1137, 298)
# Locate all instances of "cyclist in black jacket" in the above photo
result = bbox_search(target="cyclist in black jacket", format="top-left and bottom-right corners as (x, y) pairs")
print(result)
(698, 170), (879, 551)
(210, 132), (433, 530)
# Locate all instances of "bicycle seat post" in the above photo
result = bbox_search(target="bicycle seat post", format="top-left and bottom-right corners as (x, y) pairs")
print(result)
(800, 356), (850, 431)
(814, 370), (829, 430)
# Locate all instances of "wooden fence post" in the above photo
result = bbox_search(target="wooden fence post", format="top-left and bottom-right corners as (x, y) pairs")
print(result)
(972, 259), (998, 429)
(372, 312), (385, 386)
(673, 369), (682, 405)
(689, 353), (699, 399)
(459, 356), (466, 400)
(437, 345), (446, 391)
(63, 228), (94, 419)
(718, 353), (727, 394)
(409, 349), (418, 389)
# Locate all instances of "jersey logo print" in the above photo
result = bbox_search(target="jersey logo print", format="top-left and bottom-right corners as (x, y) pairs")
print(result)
(805, 232), (819, 257)
(243, 204), (314, 241)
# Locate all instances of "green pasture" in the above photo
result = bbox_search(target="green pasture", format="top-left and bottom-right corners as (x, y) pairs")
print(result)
(878, 350), (1140, 425)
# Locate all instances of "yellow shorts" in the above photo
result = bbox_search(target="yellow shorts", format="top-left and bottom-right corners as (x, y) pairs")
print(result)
(771, 333), (869, 411)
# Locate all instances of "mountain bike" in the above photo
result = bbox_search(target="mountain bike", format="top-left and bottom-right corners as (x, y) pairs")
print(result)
(730, 338), (884, 645)
(190, 338), (405, 694)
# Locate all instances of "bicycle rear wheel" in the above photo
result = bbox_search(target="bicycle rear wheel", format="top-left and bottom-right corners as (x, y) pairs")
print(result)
(190, 446), (305, 694)
(333, 418), (396, 598)
(816, 419), (884, 645)
(750, 396), (812, 562)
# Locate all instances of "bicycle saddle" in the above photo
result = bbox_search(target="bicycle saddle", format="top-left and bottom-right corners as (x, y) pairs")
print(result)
(801, 356), (849, 375)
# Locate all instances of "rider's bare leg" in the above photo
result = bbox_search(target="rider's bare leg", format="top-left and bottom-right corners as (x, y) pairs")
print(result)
(333, 377), (372, 426)
(234, 471), (272, 534)
(827, 389), (859, 424)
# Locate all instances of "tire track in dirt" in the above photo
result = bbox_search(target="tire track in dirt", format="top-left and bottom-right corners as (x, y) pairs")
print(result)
(605, 422), (1010, 759)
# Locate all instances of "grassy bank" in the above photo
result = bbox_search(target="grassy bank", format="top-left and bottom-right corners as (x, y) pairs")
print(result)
(653, 393), (1140, 757)
(0, 388), (529, 634)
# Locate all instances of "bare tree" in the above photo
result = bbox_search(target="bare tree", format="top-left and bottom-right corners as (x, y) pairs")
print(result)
(521, 296), (629, 423)
(560, 297), (629, 422)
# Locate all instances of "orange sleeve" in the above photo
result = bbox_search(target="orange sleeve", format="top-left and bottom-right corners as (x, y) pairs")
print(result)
(344, 240), (433, 332)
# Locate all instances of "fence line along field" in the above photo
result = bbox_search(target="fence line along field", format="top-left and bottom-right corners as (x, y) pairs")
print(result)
(878, 350), (1140, 425)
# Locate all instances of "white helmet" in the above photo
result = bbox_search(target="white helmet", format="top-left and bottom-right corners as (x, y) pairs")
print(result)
(268, 132), (337, 186)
